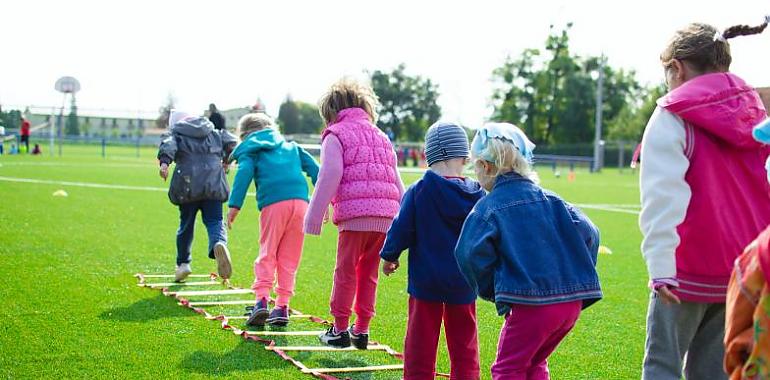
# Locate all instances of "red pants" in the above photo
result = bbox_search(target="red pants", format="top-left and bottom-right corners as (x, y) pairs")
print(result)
(329, 231), (385, 332)
(404, 297), (480, 380)
(492, 301), (582, 380)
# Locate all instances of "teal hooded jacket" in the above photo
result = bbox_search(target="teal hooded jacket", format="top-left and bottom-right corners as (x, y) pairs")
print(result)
(228, 128), (319, 211)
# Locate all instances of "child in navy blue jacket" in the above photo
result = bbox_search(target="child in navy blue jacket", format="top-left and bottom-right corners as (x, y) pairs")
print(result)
(455, 122), (601, 380)
(381, 122), (484, 380)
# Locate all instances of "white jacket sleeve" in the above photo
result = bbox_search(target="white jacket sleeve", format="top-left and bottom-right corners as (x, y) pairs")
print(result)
(639, 106), (691, 281)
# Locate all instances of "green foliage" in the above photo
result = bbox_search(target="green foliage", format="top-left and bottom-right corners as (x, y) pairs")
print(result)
(0, 108), (21, 130)
(65, 96), (80, 136)
(606, 84), (667, 141)
(491, 24), (648, 144)
(277, 96), (324, 135)
(370, 63), (441, 142)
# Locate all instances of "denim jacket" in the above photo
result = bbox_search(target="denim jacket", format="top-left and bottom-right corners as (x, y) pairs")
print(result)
(454, 172), (602, 315)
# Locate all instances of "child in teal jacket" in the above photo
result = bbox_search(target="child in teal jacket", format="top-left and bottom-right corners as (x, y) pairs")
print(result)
(227, 113), (319, 327)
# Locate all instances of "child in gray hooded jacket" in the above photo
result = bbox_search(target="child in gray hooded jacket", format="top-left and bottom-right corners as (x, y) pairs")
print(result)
(158, 110), (238, 282)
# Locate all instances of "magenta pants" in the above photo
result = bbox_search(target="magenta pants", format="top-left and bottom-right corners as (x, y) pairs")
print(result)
(252, 200), (307, 307)
(329, 230), (386, 333)
(492, 301), (582, 380)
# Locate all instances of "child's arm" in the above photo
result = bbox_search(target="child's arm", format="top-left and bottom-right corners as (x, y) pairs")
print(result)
(304, 135), (344, 235)
(639, 107), (691, 291)
(454, 209), (498, 301)
(566, 204), (600, 264)
(226, 155), (256, 227)
(298, 146), (320, 186)
(380, 185), (418, 271)
(157, 132), (177, 181)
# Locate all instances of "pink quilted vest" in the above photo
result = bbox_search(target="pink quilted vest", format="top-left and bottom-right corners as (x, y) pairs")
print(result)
(659, 72), (770, 302)
(321, 108), (400, 224)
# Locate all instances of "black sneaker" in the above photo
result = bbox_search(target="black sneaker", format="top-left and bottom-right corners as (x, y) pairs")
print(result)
(318, 326), (351, 348)
(349, 325), (369, 350)
(246, 298), (269, 326)
(267, 306), (290, 327)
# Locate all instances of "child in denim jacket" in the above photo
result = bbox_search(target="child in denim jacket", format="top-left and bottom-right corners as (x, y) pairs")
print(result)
(455, 122), (602, 380)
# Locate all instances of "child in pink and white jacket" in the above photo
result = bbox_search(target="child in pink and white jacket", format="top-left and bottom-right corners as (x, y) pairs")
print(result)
(304, 78), (404, 349)
(639, 18), (770, 380)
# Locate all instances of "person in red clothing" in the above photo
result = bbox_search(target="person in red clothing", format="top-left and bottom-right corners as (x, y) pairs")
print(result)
(20, 117), (31, 153)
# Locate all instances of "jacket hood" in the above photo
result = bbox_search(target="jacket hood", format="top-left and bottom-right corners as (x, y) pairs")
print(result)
(658, 72), (767, 149)
(172, 116), (215, 138)
(231, 128), (284, 161)
(419, 170), (484, 222)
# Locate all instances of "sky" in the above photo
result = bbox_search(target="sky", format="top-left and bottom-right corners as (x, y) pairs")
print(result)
(0, 0), (768, 126)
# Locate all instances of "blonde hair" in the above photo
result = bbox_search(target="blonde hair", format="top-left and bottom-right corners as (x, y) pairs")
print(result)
(661, 20), (768, 72)
(237, 113), (275, 140)
(318, 77), (380, 125)
(475, 139), (539, 184)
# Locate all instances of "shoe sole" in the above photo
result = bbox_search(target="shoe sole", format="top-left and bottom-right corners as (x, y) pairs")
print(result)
(213, 243), (232, 279)
(267, 317), (289, 327)
(246, 310), (269, 326)
(318, 335), (351, 348)
(174, 269), (192, 283)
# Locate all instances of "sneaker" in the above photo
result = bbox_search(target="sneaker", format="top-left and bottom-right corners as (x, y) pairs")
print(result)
(213, 242), (232, 279)
(267, 306), (290, 327)
(349, 325), (369, 350)
(174, 263), (192, 282)
(318, 326), (351, 348)
(246, 298), (269, 326)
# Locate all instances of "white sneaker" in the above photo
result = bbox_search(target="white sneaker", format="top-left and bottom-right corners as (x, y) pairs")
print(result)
(175, 263), (192, 282)
(213, 242), (232, 279)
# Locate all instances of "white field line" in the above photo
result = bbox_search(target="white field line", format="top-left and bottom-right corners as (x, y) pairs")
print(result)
(0, 175), (642, 215)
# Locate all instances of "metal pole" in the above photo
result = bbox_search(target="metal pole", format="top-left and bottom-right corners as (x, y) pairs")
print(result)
(58, 93), (66, 157)
(49, 107), (55, 156)
(592, 55), (605, 173)
(102, 138), (106, 158)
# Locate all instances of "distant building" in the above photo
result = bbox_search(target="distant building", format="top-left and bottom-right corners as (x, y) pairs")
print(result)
(27, 112), (154, 138)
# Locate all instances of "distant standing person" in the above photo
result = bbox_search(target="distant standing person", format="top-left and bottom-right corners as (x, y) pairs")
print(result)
(0, 124), (5, 155)
(20, 117), (30, 153)
(208, 104), (226, 131)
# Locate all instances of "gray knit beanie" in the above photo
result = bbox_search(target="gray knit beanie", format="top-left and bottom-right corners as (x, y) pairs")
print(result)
(424, 122), (470, 166)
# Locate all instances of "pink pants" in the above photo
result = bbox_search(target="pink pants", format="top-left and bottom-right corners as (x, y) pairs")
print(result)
(492, 301), (582, 380)
(404, 297), (480, 380)
(330, 230), (386, 333)
(252, 200), (307, 307)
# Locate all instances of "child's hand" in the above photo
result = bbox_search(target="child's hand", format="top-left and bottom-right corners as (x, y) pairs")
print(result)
(657, 286), (681, 305)
(382, 260), (399, 276)
(227, 208), (239, 229)
(159, 163), (169, 181)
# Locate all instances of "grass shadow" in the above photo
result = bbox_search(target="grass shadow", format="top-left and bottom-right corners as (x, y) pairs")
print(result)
(179, 340), (286, 375)
(99, 294), (194, 322)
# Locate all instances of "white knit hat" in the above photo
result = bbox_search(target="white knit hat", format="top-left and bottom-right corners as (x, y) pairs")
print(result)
(168, 109), (192, 128)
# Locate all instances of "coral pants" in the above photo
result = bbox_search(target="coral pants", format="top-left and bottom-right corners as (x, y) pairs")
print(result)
(252, 200), (307, 307)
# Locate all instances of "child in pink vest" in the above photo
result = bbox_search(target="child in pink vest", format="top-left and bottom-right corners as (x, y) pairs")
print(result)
(305, 78), (404, 349)
(639, 17), (770, 380)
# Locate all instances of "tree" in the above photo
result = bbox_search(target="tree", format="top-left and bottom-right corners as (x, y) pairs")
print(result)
(277, 97), (324, 135)
(370, 63), (441, 142)
(155, 94), (176, 129)
(607, 83), (666, 141)
(65, 96), (80, 136)
(277, 96), (301, 134)
(490, 24), (645, 145)
(81, 117), (91, 137)
(296, 101), (324, 134)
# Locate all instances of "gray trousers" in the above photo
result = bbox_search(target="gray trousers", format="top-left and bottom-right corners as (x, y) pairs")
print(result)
(641, 294), (727, 380)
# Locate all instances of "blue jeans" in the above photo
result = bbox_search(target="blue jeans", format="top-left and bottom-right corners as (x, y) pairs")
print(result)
(176, 200), (227, 266)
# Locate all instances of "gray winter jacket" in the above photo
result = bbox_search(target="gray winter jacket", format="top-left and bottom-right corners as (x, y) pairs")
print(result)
(157, 117), (237, 205)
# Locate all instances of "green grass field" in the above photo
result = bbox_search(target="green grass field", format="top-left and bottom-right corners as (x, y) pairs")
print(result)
(0, 145), (647, 379)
